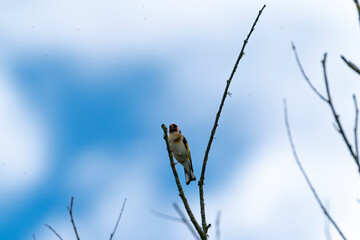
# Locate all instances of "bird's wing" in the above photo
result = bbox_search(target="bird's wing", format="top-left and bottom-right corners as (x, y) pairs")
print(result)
(182, 136), (192, 161)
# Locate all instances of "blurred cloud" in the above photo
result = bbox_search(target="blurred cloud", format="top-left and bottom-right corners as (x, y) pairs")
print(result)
(0, 0), (360, 239)
(0, 68), (50, 205)
(0, 1), (259, 54)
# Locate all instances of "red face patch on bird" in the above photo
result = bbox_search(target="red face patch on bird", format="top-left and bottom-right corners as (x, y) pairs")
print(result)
(169, 124), (178, 133)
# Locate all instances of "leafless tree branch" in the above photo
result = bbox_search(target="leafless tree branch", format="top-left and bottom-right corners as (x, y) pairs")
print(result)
(161, 124), (205, 239)
(44, 224), (64, 240)
(215, 211), (221, 240)
(283, 99), (347, 240)
(291, 43), (327, 102)
(67, 196), (80, 240)
(161, 5), (266, 239)
(321, 54), (360, 169)
(352, 0), (360, 26)
(152, 206), (199, 239)
(341, 55), (360, 75)
(324, 202), (332, 240)
(109, 198), (127, 240)
(292, 44), (360, 171)
(32, 234), (37, 240)
(152, 209), (183, 223)
(173, 203), (200, 240)
(354, 94), (359, 164)
(198, 4), (266, 235)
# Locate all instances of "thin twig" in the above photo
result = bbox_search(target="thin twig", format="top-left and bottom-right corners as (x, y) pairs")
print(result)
(215, 211), (221, 240)
(152, 209), (183, 222)
(321, 54), (360, 169)
(353, 0), (360, 27)
(283, 99), (347, 240)
(44, 224), (64, 240)
(291, 43), (327, 102)
(198, 5), (266, 235)
(152, 207), (198, 239)
(33, 234), (37, 240)
(161, 124), (205, 239)
(109, 198), (127, 240)
(354, 95), (359, 164)
(173, 203), (200, 240)
(67, 196), (80, 240)
(292, 44), (360, 171)
(324, 202), (332, 240)
(325, 220), (332, 240)
(341, 55), (360, 75)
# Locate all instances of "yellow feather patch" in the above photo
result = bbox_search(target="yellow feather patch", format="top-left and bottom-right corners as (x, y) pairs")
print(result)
(182, 136), (192, 161)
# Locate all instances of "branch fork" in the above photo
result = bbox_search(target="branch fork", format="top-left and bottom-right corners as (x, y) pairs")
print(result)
(161, 5), (266, 239)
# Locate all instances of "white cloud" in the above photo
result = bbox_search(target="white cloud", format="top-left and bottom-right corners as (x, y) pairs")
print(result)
(3, 0), (355, 59)
(4, 0), (360, 239)
(0, 1), (257, 52)
(0, 69), (50, 205)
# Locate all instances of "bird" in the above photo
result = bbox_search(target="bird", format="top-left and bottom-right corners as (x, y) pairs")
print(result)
(168, 123), (196, 185)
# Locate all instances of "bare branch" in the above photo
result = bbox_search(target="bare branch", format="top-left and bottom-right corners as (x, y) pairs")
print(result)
(352, 0), (360, 27)
(324, 202), (332, 240)
(152, 209), (183, 222)
(354, 94), (359, 164)
(198, 4), (266, 235)
(161, 124), (205, 239)
(292, 44), (360, 171)
(283, 99), (347, 240)
(291, 43), (328, 102)
(44, 224), (64, 240)
(152, 206), (198, 239)
(67, 196), (80, 240)
(109, 198), (127, 240)
(341, 55), (360, 75)
(325, 221), (332, 240)
(33, 234), (37, 240)
(332, 122), (341, 133)
(321, 54), (360, 169)
(173, 203), (200, 240)
(215, 211), (221, 240)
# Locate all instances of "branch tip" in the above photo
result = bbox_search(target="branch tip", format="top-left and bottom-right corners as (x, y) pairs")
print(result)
(292, 43), (358, 167)
(341, 55), (360, 75)
(198, 5), (266, 234)
(67, 196), (80, 240)
(44, 224), (64, 240)
(109, 198), (127, 240)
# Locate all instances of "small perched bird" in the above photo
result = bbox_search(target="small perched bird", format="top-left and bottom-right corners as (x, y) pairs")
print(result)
(168, 123), (196, 185)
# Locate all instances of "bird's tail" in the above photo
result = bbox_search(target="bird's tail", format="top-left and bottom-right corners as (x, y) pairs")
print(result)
(184, 162), (196, 185)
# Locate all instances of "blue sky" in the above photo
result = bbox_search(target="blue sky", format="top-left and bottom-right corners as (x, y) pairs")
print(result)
(1, 1), (360, 239)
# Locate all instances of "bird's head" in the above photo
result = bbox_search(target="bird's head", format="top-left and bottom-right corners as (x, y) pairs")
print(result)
(169, 123), (179, 134)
